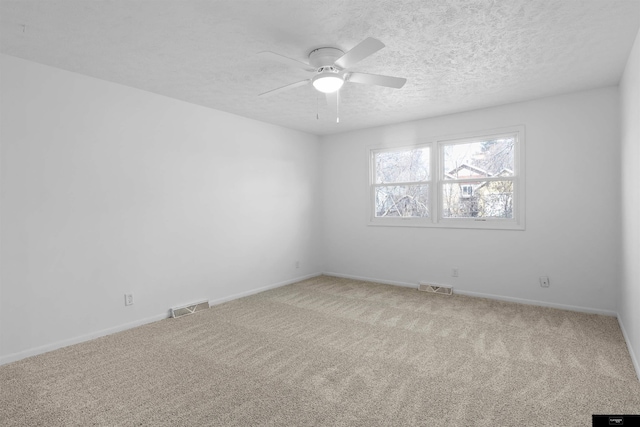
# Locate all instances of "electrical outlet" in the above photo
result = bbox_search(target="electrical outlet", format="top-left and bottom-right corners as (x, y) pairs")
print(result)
(452, 268), (459, 277)
(124, 293), (134, 306)
(539, 277), (550, 288)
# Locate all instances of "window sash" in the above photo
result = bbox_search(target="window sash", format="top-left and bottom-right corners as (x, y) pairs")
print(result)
(373, 184), (431, 218)
(372, 146), (431, 185)
(440, 179), (515, 220)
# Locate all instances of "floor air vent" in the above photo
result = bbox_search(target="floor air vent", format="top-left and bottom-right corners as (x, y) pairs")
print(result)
(171, 300), (209, 318)
(418, 284), (453, 295)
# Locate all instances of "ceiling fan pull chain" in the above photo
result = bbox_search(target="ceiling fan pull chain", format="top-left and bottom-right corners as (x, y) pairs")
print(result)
(336, 90), (340, 123)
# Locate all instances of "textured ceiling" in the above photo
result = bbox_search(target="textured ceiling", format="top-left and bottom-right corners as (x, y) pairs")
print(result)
(1, 0), (639, 135)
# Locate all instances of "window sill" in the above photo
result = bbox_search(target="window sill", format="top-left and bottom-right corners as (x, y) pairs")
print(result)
(367, 218), (525, 230)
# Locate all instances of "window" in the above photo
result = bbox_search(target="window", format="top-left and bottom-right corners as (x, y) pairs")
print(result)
(369, 126), (525, 230)
(372, 147), (430, 218)
(461, 185), (473, 198)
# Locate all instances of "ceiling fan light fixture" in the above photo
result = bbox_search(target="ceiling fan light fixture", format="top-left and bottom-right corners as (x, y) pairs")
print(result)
(312, 72), (344, 93)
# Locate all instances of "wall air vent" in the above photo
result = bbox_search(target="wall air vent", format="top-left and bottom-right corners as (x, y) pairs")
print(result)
(418, 283), (453, 296)
(170, 300), (209, 318)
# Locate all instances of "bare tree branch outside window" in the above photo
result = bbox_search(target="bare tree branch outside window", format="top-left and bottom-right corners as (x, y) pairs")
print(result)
(374, 148), (430, 217)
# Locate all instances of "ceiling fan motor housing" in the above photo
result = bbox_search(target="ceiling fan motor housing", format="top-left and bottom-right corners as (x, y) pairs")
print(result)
(308, 47), (345, 69)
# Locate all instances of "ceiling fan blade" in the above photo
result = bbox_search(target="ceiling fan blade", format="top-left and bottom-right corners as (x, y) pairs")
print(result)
(334, 37), (385, 69)
(259, 80), (309, 97)
(347, 72), (407, 89)
(258, 51), (315, 72)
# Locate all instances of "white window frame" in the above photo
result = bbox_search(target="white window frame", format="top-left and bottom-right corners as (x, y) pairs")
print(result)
(369, 143), (433, 226)
(368, 125), (525, 230)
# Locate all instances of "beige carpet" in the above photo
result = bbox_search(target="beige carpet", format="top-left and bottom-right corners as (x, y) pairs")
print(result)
(1, 275), (639, 426)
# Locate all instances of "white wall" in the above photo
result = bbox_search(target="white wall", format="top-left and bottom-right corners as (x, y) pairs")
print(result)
(0, 54), (322, 364)
(0, 50), (632, 368)
(620, 28), (640, 379)
(320, 87), (621, 314)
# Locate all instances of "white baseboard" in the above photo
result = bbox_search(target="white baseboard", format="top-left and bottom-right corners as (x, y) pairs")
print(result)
(0, 272), (323, 367)
(618, 315), (640, 381)
(0, 312), (169, 367)
(322, 272), (618, 316)
(454, 289), (618, 317)
(208, 272), (323, 307)
(323, 272), (418, 289)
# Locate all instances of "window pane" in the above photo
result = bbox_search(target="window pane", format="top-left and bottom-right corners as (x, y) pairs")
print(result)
(443, 137), (514, 180)
(375, 185), (429, 217)
(375, 147), (429, 184)
(442, 181), (513, 218)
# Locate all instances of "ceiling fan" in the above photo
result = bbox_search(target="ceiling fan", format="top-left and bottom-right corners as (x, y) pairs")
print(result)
(258, 37), (407, 121)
